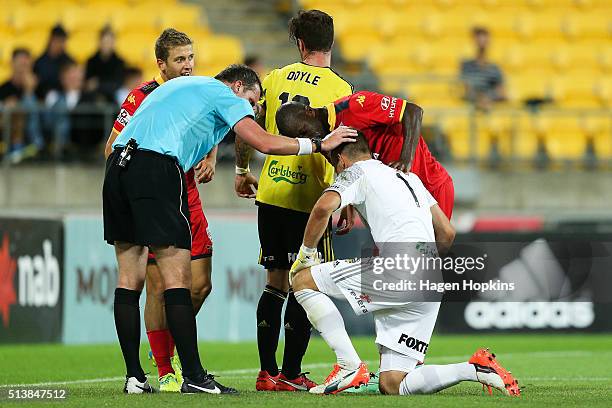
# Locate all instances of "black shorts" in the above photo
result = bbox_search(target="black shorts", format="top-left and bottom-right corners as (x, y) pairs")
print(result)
(103, 149), (191, 250)
(257, 202), (334, 270)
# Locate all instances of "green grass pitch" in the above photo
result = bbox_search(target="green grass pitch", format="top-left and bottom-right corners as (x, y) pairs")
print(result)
(1, 334), (611, 407)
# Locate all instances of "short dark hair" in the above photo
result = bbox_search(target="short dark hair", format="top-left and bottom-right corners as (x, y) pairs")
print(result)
(288, 10), (334, 52)
(215, 64), (262, 92)
(12, 47), (31, 60)
(243, 55), (260, 67)
(155, 28), (192, 61)
(329, 130), (370, 167)
(99, 24), (114, 39)
(472, 26), (489, 36)
(276, 101), (311, 137)
(50, 24), (68, 39)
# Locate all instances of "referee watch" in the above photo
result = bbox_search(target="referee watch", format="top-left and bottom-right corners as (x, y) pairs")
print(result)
(312, 137), (322, 153)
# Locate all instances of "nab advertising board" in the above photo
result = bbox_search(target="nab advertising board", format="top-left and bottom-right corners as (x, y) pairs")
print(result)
(0, 218), (64, 343)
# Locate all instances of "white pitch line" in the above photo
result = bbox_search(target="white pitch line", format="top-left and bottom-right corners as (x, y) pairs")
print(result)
(1, 350), (609, 389)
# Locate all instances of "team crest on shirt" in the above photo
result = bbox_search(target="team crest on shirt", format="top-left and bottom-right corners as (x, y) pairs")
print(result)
(127, 93), (136, 105)
(356, 95), (366, 107)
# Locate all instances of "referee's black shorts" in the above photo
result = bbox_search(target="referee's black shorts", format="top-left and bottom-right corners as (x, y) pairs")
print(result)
(256, 202), (333, 270)
(103, 148), (191, 250)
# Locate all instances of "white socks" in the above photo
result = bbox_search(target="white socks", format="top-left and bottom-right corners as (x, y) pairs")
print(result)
(294, 289), (361, 370)
(399, 362), (478, 395)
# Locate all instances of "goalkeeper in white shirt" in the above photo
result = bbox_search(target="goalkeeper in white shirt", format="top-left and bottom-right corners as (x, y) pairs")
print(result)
(289, 131), (520, 397)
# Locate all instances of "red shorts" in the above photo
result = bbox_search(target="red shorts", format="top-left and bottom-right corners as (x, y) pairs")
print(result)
(430, 178), (454, 220)
(148, 169), (212, 262)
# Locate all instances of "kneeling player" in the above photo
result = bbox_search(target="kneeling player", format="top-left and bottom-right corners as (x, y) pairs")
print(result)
(289, 133), (520, 396)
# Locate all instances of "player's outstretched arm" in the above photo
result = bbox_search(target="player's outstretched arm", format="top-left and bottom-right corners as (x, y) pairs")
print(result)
(391, 102), (423, 172)
(233, 117), (357, 155)
(431, 203), (455, 255)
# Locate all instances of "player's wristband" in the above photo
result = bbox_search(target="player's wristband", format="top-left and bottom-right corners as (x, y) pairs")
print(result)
(312, 138), (322, 153)
(296, 138), (313, 155)
(235, 165), (250, 175)
(300, 244), (317, 256)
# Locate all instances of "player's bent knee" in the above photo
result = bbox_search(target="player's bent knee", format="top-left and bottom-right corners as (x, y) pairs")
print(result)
(192, 282), (212, 302)
(291, 268), (314, 291)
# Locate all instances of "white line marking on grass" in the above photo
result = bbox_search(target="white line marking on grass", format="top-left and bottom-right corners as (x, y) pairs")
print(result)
(2, 350), (609, 388)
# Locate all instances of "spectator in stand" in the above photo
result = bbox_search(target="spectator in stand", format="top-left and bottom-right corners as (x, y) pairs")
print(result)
(85, 25), (126, 103)
(44, 61), (105, 159)
(115, 67), (143, 106)
(460, 27), (506, 111)
(0, 48), (43, 162)
(34, 24), (75, 99)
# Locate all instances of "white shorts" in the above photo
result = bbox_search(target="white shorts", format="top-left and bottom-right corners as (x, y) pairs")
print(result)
(378, 345), (419, 373)
(311, 259), (441, 362)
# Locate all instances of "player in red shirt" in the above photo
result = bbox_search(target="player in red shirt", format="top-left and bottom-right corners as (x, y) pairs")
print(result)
(275, 91), (454, 220)
(104, 29), (216, 393)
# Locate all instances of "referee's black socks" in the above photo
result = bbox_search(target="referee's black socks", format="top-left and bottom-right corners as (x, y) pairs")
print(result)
(282, 291), (312, 379)
(164, 288), (206, 382)
(257, 285), (287, 376)
(114, 288), (146, 382)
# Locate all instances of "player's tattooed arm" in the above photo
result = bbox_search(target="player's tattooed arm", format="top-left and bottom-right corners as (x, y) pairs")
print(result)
(234, 103), (265, 168)
(396, 102), (423, 171)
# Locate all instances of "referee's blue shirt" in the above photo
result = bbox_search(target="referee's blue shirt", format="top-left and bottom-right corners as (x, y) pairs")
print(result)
(113, 76), (253, 170)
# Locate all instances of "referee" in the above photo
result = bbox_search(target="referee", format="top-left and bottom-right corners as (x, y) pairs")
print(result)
(103, 64), (356, 395)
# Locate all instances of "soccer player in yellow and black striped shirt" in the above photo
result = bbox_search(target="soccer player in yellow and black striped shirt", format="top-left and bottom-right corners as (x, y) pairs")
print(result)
(234, 10), (353, 391)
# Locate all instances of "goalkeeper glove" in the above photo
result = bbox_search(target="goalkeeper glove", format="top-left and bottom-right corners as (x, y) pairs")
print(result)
(289, 244), (320, 285)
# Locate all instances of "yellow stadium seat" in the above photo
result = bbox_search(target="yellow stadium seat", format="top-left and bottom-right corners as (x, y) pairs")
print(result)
(404, 81), (464, 108)
(594, 77), (612, 107)
(10, 5), (63, 32)
(506, 71), (554, 103)
(0, 64), (10, 84)
(475, 112), (514, 159)
(534, 113), (588, 159)
(65, 30), (99, 64)
(584, 115), (612, 158)
(111, 6), (162, 32)
(563, 14), (612, 40)
(507, 43), (562, 73)
(61, 6), (115, 33)
(439, 114), (471, 160)
(338, 32), (380, 62)
(369, 47), (413, 76)
(514, 13), (563, 40)
(158, 4), (207, 31)
(11, 28), (49, 59)
(196, 35), (243, 68)
(514, 113), (541, 160)
(551, 74), (600, 108)
(116, 30), (160, 66)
